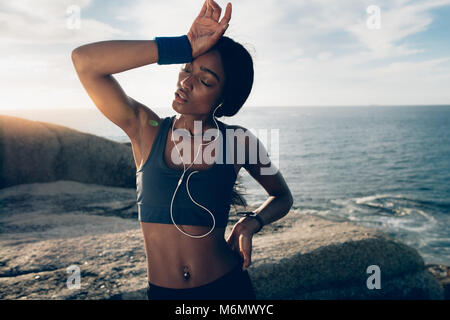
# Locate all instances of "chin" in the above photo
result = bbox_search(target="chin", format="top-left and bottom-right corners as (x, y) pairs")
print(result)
(171, 101), (183, 113)
(172, 102), (195, 116)
(172, 105), (185, 115)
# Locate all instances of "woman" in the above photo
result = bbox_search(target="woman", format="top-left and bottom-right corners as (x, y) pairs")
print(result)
(71, 0), (293, 300)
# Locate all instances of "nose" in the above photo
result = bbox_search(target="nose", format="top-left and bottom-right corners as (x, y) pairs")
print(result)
(180, 73), (193, 92)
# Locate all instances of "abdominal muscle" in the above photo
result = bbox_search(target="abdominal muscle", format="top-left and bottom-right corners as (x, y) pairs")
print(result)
(140, 221), (242, 289)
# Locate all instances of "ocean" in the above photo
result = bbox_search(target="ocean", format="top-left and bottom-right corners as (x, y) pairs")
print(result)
(2, 105), (449, 265)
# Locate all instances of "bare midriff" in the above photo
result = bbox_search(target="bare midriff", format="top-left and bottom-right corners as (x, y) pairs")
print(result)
(140, 221), (242, 289)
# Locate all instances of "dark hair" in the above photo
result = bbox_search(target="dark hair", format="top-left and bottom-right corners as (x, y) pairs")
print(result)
(230, 175), (247, 209)
(209, 36), (254, 118)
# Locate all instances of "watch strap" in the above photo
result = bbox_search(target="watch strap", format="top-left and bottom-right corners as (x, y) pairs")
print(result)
(236, 211), (264, 233)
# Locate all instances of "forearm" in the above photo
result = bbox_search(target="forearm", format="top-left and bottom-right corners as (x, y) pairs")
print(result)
(71, 40), (159, 75)
(244, 194), (294, 234)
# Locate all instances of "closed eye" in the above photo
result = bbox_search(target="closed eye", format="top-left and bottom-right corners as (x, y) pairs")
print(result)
(181, 67), (212, 87)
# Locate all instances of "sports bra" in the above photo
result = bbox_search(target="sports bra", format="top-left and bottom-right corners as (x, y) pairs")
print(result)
(136, 115), (238, 227)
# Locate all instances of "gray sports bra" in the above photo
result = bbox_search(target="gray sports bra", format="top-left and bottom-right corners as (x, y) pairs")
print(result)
(136, 115), (238, 227)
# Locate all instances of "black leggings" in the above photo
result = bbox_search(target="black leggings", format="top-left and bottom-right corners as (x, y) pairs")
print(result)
(147, 263), (256, 300)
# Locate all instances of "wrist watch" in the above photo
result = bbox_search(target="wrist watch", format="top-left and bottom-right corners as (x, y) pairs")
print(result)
(236, 211), (264, 233)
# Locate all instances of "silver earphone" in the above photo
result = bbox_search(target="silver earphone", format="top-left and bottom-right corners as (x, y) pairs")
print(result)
(169, 103), (223, 238)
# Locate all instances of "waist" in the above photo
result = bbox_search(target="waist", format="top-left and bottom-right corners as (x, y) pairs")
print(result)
(140, 222), (242, 288)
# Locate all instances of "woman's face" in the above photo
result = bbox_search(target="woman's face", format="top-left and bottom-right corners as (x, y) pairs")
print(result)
(172, 50), (225, 117)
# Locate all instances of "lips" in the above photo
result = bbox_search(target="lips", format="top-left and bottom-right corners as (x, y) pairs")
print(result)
(175, 90), (188, 102)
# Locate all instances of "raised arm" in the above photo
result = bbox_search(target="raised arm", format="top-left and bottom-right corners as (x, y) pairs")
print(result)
(71, 40), (161, 140)
(70, 0), (232, 140)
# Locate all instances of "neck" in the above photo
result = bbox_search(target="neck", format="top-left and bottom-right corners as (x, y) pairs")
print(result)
(174, 114), (216, 136)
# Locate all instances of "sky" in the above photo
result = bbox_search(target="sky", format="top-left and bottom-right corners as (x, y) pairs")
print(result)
(1, 0), (450, 111)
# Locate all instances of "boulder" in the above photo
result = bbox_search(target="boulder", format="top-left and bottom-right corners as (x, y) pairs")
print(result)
(248, 216), (444, 299)
(0, 115), (135, 189)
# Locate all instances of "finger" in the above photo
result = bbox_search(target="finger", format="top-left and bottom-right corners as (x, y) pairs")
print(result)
(205, 0), (213, 18)
(219, 3), (231, 29)
(213, 20), (229, 39)
(226, 237), (233, 249)
(226, 229), (234, 243)
(243, 258), (251, 270)
(226, 233), (235, 249)
(240, 249), (250, 270)
(197, 0), (207, 18)
(239, 248), (245, 263)
(239, 237), (252, 269)
(210, 0), (221, 21)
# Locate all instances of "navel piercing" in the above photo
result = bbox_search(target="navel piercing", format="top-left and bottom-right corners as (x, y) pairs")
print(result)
(183, 266), (190, 280)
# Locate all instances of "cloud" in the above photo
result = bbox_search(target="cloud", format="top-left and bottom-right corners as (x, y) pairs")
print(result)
(239, 0), (450, 105)
(0, 0), (131, 110)
(346, 0), (450, 59)
(0, 0), (126, 45)
(1, 0), (450, 111)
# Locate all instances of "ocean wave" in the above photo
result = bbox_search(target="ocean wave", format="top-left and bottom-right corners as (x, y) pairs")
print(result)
(323, 193), (449, 264)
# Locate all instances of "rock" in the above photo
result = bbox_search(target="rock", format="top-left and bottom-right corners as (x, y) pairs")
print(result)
(0, 115), (135, 189)
(247, 215), (444, 299)
(0, 181), (444, 299)
(289, 270), (442, 300)
(425, 264), (450, 299)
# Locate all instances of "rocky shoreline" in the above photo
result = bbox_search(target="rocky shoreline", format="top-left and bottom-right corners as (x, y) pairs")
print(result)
(0, 180), (446, 300)
(0, 115), (447, 299)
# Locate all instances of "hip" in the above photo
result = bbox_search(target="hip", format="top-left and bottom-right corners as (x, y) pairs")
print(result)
(147, 262), (256, 300)
(146, 246), (243, 288)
